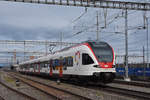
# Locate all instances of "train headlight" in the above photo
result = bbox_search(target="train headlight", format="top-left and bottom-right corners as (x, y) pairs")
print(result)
(104, 65), (108, 68)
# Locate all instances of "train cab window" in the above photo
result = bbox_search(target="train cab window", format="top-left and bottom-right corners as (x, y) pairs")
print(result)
(82, 53), (94, 65)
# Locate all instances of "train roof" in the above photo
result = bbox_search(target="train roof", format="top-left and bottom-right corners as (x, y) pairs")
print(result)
(83, 40), (108, 45)
(19, 54), (52, 65)
(19, 40), (109, 65)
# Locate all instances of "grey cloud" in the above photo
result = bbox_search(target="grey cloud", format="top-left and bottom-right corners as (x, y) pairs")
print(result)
(0, 23), (67, 40)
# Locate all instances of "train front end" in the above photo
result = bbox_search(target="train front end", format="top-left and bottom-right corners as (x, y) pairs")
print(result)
(88, 41), (116, 83)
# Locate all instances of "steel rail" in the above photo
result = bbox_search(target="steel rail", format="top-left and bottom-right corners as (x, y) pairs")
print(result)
(6, 71), (150, 100)
(60, 77), (150, 100)
(0, 0), (150, 11)
(0, 80), (37, 100)
(113, 79), (150, 88)
(10, 72), (92, 100)
(101, 85), (150, 100)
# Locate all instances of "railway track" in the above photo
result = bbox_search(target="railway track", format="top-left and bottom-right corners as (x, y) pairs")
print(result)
(100, 85), (150, 100)
(5, 71), (150, 100)
(113, 79), (150, 88)
(0, 80), (37, 100)
(9, 72), (92, 100)
(64, 80), (150, 100)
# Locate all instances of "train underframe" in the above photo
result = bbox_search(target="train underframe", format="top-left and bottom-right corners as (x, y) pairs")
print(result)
(19, 71), (115, 84)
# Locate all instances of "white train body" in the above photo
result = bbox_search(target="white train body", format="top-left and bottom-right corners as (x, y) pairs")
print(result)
(18, 41), (116, 83)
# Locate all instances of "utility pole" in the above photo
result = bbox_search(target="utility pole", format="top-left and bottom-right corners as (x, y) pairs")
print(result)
(96, 11), (99, 41)
(11, 56), (13, 66)
(146, 17), (149, 68)
(60, 32), (63, 49)
(124, 9), (130, 81)
(143, 11), (146, 29)
(143, 46), (146, 80)
(13, 49), (16, 64)
(24, 41), (25, 61)
(45, 40), (48, 55)
(103, 8), (107, 28)
(143, 46), (145, 64)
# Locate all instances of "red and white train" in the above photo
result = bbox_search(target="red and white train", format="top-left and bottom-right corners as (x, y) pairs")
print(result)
(17, 40), (116, 83)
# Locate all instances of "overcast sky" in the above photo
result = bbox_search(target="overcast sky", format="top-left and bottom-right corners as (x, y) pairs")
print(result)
(0, 1), (87, 41)
(0, 0), (150, 65)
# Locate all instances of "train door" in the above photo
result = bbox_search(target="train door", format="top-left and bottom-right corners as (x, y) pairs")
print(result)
(74, 51), (81, 74)
(33, 64), (36, 73)
(49, 60), (53, 76)
(35, 63), (39, 74)
(59, 56), (63, 77)
(38, 63), (40, 74)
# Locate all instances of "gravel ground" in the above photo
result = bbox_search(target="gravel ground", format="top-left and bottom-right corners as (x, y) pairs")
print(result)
(115, 79), (150, 84)
(0, 71), (55, 100)
(107, 83), (150, 93)
(20, 74), (135, 100)
(0, 83), (30, 100)
(16, 83), (55, 100)
(0, 96), (4, 100)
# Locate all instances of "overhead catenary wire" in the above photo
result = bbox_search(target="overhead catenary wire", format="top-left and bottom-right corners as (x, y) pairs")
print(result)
(72, 7), (88, 23)
(69, 10), (123, 40)
(65, 9), (149, 56)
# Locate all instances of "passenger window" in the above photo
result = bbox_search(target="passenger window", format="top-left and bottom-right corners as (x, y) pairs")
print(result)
(63, 58), (67, 66)
(68, 57), (73, 66)
(55, 59), (60, 66)
(31, 64), (34, 68)
(39, 63), (43, 69)
(82, 53), (94, 65)
(63, 57), (73, 67)
(44, 63), (47, 68)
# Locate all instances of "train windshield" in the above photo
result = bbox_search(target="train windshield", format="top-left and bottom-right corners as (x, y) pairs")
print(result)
(89, 42), (113, 62)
